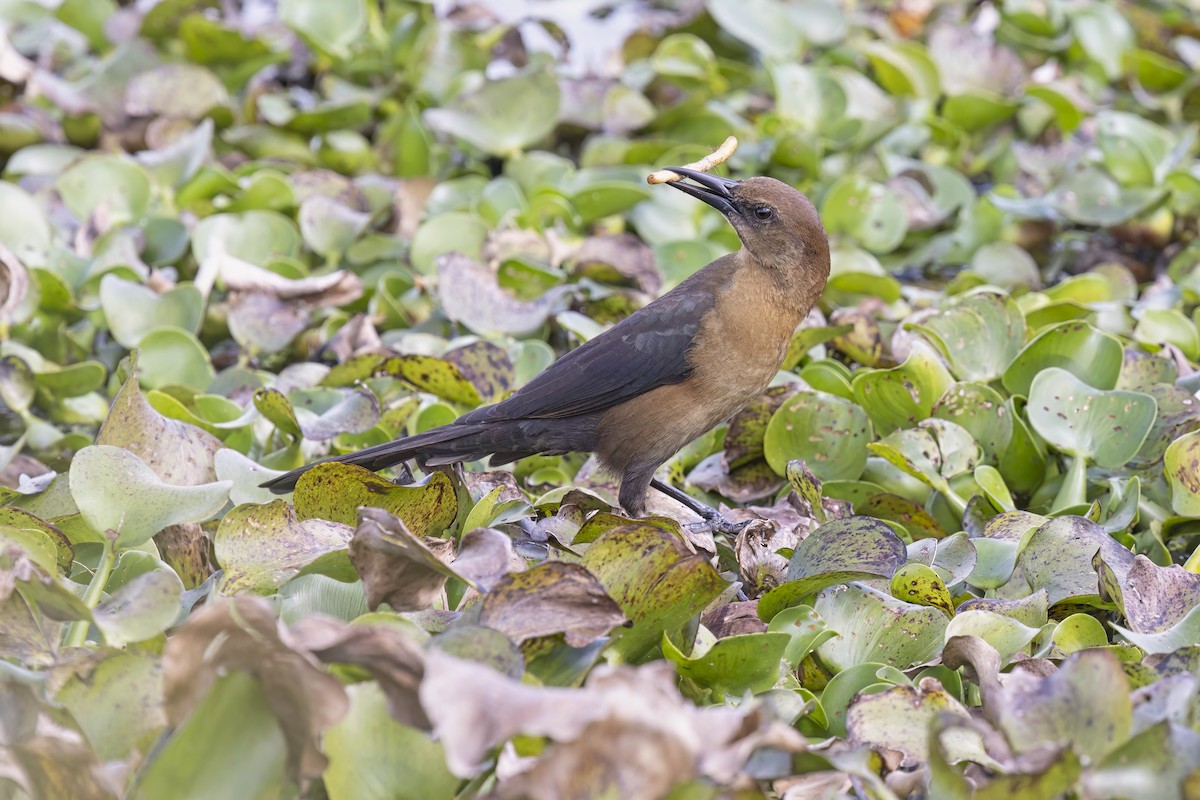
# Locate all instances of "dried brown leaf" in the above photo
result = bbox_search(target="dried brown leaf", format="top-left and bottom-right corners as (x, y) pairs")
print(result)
(478, 561), (625, 646)
(349, 507), (457, 611)
(288, 615), (429, 729)
(162, 596), (348, 783)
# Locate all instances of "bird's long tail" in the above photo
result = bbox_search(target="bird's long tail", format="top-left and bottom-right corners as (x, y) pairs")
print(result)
(260, 422), (494, 493)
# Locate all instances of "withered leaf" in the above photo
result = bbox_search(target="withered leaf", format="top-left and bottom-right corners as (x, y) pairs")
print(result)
(162, 596), (348, 784)
(478, 561), (625, 647)
(349, 507), (457, 611)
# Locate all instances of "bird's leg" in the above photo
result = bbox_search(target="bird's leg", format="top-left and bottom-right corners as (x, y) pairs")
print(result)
(649, 478), (751, 535)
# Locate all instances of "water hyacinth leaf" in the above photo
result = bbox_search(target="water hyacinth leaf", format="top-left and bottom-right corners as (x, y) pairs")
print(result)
(279, 0), (365, 58)
(706, 0), (806, 60)
(1134, 309), (1200, 360)
(379, 355), (482, 407)
(34, 361), (107, 399)
(757, 516), (907, 622)
(293, 463), (457, 535)
(138, 327), (216, 392)
(93, 567), (184, 646)
(846, 680), (986, 765)
(68, 445), (231, 548)
(821, 174), (907, 253)
(1164, 431), (1200, 517)
(1002, 321), (1124, 396)
(889, 563), (953, 617)
(995, 649), (1132, 763)
(859, 493), (944, 540)
(424, 69), (560, 157)
(909, 292), (1025, 383)
(54, 651), (167, 761)
(215, 500), (352, 594)
(99, 275), (204, 348)
(1050, 613), (1109, 655)
(323, 682), (458, 800)
(662, 631), (790, 697)
(763, 391), (871, 480)
(253, 388), (303, 439)
(191, 210), (302, 265)
(814, 583), (949, 671)
(436, 254), (569, 336)
(478, 561), (625, 647)
(1017, 515), (1134, 606)
(944, 610), (1040, 664)
(765, 604), (836, 667)
(298, 196), (371, 261)
(933, 382), (1013, 462)
(1027, 367), (1157, 468)
(97, 362), (223, 486)
(55, 154), (152, 223)
(581, 522), (725, 661)
(974, 465), (1015, 511)
(957, 590), (1049, 629)
(294, 387), (380, 441)
(852, 342), (954, 435)
(443, 342), (515, 405)
(1104, 555), (1200, 635)
(0, 182), (52, 267)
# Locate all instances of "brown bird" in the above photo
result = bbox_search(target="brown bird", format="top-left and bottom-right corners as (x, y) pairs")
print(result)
(263, 169), (831, 525)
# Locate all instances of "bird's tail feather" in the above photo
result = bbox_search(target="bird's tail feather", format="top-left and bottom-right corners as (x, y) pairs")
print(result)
(260, 422), (493, 493)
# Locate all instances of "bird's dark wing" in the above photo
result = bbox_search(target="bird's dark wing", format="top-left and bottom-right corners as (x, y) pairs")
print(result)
(467, 257), (735, 422)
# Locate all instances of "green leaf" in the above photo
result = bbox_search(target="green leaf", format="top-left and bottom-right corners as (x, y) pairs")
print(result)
(581, 522), (726, 662)
(763, 391), (871, 480)
(758, 516), (907, 622)
(814, 583), (948, 671)
(294, 464), (458, 536)
(1002, 321), (1124, 396)
(323, 683), (458, 800)
(910, 292), (1025, 383)
(424, 70), (561, 157)
(1027, 367), (1157, 467)
(216, 500), (352, 594)
(279, 0), (365, 58)
(68, 445), (231, 548)
(663, 631), (790, 697)
(100, 275), (204, 349)
(852, 342), (953, 435)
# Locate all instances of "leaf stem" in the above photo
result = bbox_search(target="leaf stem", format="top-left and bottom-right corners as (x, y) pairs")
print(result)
(1052, 455), (1088, 512)
(63, 535), (117, 648)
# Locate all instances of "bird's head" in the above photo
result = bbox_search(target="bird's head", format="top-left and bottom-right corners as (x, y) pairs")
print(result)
(663, 168), (830, 283)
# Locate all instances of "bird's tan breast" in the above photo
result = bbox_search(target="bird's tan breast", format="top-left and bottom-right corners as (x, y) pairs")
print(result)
(597, 264), (803, 471)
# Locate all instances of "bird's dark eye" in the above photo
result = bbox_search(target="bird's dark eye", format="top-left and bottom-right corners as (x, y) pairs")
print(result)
(754, 206), (773, 220)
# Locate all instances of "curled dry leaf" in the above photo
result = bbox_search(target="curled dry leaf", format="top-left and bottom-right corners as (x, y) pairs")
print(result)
(287, 615), (428, 729)
(162, 596), (349, 784)
(349, 508), (516, 611)
(419, 650), (805, 790)
(217, 252), (363, 304)
(349, 507), (457, 612)
(646, 136), (738, 184)
(478, 561), (626, 647)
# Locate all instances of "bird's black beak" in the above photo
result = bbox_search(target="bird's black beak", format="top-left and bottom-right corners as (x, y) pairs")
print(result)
(662, 167), (739, 216)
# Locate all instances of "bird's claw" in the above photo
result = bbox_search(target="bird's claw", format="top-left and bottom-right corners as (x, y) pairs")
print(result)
(698, 509), (753, 536)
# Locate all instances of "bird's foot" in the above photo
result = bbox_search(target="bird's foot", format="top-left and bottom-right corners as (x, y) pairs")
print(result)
(649, 478), (752, 535)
